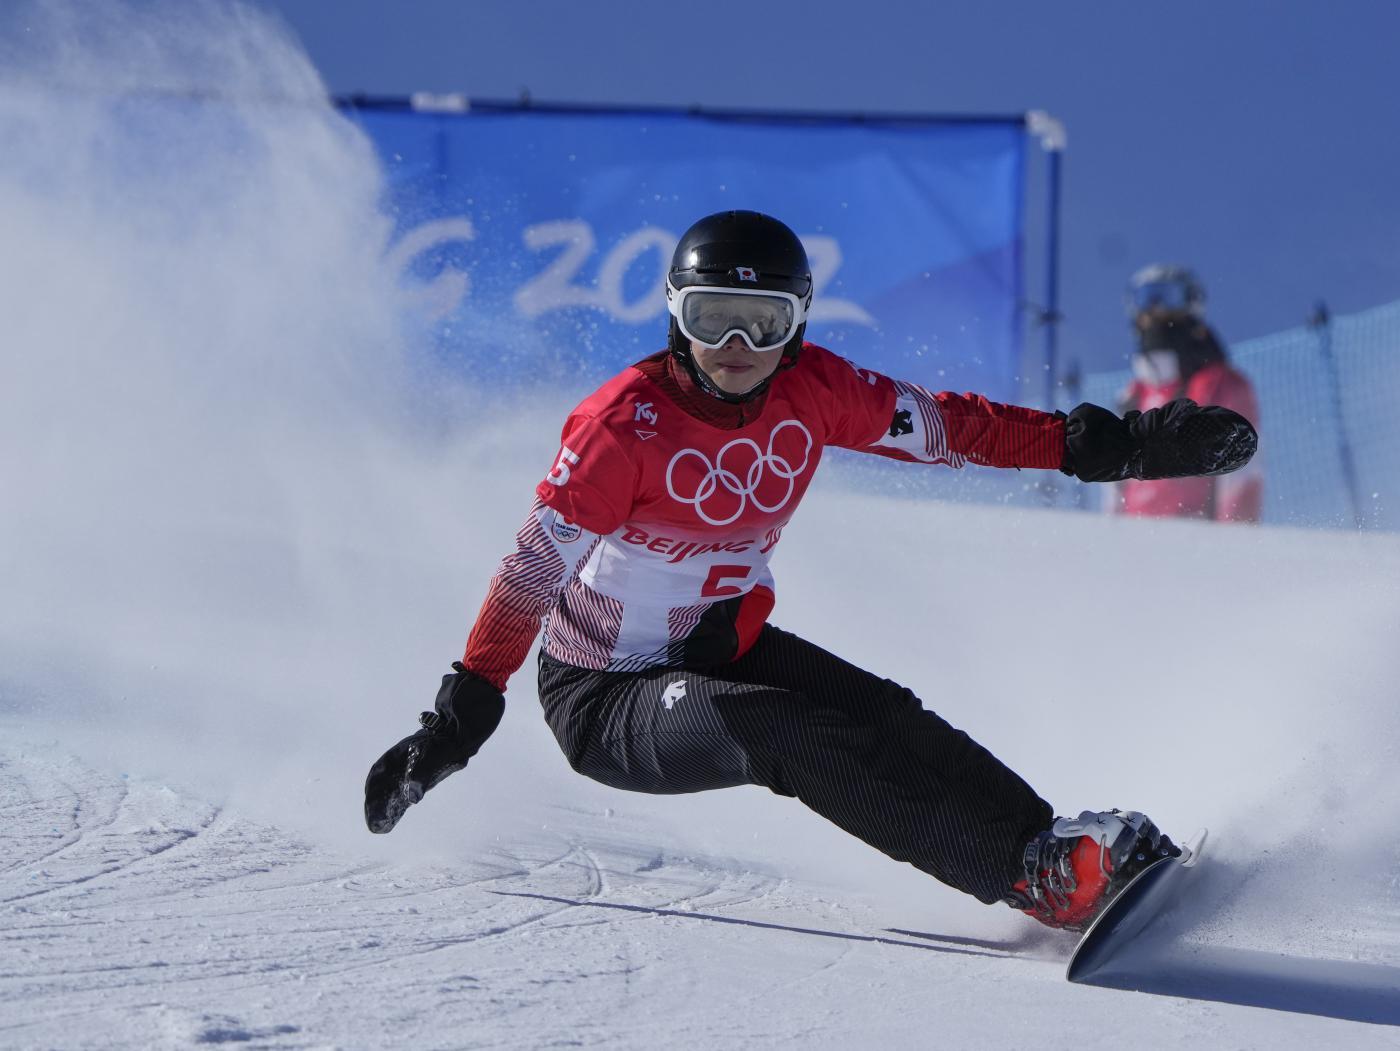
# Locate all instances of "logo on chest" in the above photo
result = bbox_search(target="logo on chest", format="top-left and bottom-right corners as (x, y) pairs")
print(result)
(664, 419), (814, 526)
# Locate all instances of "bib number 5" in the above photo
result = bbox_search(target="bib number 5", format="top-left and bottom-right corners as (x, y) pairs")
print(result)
(701, 564), (751, 598)
(546, 447), (580, 487)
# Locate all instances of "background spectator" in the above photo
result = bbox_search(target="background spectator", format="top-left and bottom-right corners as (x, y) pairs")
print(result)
(1115, 265), (1263, 522)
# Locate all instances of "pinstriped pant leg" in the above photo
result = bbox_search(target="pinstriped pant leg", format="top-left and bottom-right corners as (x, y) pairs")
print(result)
(710, 626), (1053, 903)
(539, 656), (760, 794)
(537, 627), (1052, 905)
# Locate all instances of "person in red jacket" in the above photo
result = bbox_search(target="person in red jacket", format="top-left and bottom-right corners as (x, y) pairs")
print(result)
(364, 212), (1256, 932)
(1116, 265), (1262, 522)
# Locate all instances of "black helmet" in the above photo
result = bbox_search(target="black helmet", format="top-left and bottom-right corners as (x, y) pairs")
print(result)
(665, 210), (813, 403)
(668, 210), (813, 299)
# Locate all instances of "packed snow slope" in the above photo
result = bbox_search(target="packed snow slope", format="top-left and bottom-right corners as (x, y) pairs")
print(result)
(4, 3), (1400, 1048)
(5, 501), (1400, 1051)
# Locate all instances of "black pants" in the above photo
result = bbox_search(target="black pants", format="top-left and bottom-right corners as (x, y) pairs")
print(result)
(538, 625), (1052, 905)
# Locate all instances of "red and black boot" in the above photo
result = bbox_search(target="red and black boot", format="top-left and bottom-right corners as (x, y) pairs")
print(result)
(1004, 810), (1180, 931)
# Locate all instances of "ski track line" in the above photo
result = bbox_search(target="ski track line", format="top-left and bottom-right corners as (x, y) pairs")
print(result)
(0, 770), (81, 876)
(0, 748), (218, 908)
(138, 838), (566, 918)
(0, 766), (128, 879)
(515, 845), (745, 950)
(272, 845), (612, 986)
(142, 861), (393, 914)
(64, 837), (586, 966)
(0, 848), (610, 1036)
(0, 803), (222, 907)
(517, 858), (769, 937)
(53, 824), (397, 912)
(576, 843), (607, 898)
(685, 866), (780, 912)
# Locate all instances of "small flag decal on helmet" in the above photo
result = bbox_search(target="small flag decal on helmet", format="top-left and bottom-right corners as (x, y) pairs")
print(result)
(735, 266), (758, 282)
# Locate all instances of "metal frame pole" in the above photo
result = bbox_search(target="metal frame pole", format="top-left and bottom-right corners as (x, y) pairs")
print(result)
(1310, 303), (1364, 529)
(1027, 111), (1066, 411)
(1044, 148), (1063, 410)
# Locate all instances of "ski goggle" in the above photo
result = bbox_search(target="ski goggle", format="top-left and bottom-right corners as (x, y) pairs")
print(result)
(1128, 280), (1197, 315)
(667, 284), (807, 353)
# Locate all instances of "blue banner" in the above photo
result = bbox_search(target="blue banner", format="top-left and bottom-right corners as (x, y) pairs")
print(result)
(347, 106), (1028, 400)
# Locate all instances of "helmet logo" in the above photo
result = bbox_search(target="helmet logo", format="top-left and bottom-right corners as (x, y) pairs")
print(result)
(734, 266), (758, 283)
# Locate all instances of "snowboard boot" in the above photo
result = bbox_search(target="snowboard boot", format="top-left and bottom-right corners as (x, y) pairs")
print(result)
(1004, 809), (1180, 931)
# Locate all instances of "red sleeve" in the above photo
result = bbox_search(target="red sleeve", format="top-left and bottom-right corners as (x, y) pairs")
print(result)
(931, 392), (1066, 469)
(464, 388), (640, 689)
(462, 498), (601, 691)
(535, 412), (637, 535)
(800, 347), (1063, 469)
(851, 376), (1065, 471)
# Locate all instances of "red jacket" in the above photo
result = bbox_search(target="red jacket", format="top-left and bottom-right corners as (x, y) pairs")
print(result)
(461, 345), (1066, 689)
(1117, 361), (1262, 522)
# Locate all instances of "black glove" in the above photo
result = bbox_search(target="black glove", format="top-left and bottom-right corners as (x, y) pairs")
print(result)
(1061, 398), (1257, 483)
(364, 662), (505, 834)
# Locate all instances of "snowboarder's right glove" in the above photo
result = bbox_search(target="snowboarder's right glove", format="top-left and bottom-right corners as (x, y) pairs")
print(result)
(364, 662), (505, 834)
(1060, 398), (1257, 483)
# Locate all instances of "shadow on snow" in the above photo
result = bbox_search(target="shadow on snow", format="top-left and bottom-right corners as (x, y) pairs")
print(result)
(1075, 942), (1400, 1027)
(490, 890), (1024, 961)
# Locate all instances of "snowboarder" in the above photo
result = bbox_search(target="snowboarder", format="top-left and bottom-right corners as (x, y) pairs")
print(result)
(364, 211), (1257, 931)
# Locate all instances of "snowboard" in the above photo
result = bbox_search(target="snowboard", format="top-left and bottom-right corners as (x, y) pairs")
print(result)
(1066, 828), (1207, 983)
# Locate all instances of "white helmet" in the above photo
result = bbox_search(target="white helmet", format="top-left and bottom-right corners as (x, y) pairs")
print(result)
(1126, 264), (1205, 320)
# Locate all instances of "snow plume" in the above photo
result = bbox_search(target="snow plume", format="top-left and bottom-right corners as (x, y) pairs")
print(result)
(0, 0), (570, 846)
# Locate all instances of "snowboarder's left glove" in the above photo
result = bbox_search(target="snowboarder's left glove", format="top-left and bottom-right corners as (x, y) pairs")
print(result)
(1061, 398), (1257, 483)
(364, 662), (505, 834)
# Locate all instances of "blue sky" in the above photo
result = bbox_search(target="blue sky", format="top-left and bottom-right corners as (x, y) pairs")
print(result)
(258, 0), (1400, 374)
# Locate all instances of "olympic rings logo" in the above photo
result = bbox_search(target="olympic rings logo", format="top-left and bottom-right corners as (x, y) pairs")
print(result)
(665, 420), (814, 526)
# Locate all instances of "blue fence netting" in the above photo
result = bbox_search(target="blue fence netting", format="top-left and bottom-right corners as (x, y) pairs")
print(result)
(1077, 300), (1400, 532)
